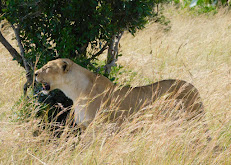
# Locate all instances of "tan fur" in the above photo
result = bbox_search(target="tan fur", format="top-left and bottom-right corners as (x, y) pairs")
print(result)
(35, 58), (204, 127)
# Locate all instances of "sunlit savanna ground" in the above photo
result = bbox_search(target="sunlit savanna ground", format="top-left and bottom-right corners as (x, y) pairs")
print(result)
(0, 6), (231, 164)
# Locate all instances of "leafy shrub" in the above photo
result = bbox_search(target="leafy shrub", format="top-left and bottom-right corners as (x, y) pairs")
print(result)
(2, 0), (161, 72)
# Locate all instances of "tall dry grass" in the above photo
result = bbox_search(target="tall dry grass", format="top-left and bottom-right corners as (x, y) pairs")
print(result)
(0, 6), (231, 164)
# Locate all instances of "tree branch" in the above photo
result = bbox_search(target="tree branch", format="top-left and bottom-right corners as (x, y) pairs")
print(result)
(11, 24), (33, 95)
(90, 41), (108, 60)
(0, 30), (24, 67)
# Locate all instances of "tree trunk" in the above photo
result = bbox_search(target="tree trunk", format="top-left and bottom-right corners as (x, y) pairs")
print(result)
(104, 31), (124, 76)
(11, 24), (33, 95)
(0, 23), (33, 95)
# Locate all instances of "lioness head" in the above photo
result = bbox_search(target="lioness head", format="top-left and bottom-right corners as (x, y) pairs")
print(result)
(35, 58), (72, 94)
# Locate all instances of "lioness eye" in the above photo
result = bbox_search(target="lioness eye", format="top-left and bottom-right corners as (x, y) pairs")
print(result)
(46, 66), (52, 70)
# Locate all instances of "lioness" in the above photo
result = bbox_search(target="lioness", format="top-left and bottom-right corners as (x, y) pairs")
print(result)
(35, 58), (204, 127)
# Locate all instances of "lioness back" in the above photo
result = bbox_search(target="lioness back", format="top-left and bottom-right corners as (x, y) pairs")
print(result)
(103, 79), (203, 121)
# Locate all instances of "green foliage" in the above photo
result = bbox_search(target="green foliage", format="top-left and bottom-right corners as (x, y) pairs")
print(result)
(11, 95), (41, 122)
(196, 5), (217, 14)
(91, 59), (124, 83)
(164, 0), (224, 15)
(107, 64), (124, 83)
(2, 0), (161, 74)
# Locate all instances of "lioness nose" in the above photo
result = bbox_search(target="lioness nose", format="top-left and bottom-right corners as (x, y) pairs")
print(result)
(35, 72), (38, 77)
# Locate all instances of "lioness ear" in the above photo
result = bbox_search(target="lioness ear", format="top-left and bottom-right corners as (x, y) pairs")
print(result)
(62, 60), (70, 73)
